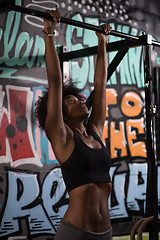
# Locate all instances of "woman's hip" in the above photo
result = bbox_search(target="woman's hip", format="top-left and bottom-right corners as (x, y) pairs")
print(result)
(54, 220), (112, 240)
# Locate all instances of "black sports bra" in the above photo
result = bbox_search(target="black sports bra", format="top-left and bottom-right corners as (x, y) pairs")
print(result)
(60, 131), (111, 193)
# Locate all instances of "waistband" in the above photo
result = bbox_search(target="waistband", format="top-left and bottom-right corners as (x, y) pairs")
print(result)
(61, 220), (112, 236)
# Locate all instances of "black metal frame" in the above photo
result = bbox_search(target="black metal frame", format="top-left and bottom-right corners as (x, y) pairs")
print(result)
(143, 43), (159, 240)
(1, 2), (160, 238)
(0, 1), (160, 47)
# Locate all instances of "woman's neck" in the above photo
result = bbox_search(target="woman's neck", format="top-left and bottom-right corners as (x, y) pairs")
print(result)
(67, 121), (87, 136)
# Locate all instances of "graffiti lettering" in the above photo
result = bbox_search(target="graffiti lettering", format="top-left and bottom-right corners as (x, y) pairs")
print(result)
(110, 121), (127, 158)
(33, 87), (56, 165)
(108, 118), (146, 159)
(121, 91), (143, 117)
(0, 86), (40, 167)
(0, 168), (68, 238)
(103, 89), (146, 159)
(0, 1), (45, 70)
(109, 163), (148, 218)
(126, 119), (146, 158)
(1, 164), (158, 238)
(66, 15), (144, 88)
(127, 163), (147, 212)
(0, 86), (146, 166)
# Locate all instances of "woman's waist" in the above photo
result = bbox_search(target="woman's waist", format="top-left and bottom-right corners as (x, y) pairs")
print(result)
(63, 209), (111, 233)
(63, 182), (111, 232)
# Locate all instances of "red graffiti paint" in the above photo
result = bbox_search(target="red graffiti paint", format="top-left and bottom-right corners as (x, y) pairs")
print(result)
(0, 88), (34, 161)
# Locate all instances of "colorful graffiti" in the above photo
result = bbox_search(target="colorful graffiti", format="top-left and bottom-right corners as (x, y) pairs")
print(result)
(0, 162), (153, 238)
(0, 0), (160, 239)
(0, 83), (158, 238)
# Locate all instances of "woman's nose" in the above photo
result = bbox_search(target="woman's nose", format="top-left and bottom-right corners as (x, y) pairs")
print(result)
(79, 100), (85, 104)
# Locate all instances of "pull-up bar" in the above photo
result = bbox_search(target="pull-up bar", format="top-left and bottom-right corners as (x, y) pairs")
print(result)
(1, 0), (160, 47)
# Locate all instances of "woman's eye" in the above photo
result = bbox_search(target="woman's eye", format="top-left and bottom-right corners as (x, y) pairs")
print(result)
(68, 99), (74, 103)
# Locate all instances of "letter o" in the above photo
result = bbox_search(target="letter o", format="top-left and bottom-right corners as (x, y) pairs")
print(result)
(121, 91), (143, 117)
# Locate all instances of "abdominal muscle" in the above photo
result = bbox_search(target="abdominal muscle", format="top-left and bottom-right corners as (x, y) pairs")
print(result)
(63, 182), (112, 233)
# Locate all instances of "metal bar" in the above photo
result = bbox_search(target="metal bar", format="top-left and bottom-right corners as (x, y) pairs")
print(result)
(10, 5), (154, 42)
(107, 47), (129, 81)
(63, 39), (142, 61)
(60, 16), (139, 40)
(152, 40), (160, 48)
(1, 2), (160, 46)
(63, 46), (98, 62)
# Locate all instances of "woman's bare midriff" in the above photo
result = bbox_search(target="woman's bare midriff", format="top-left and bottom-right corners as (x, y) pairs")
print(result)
(63, 182), (112, 233)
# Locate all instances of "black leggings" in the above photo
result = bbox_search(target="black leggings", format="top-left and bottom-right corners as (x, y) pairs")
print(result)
(54, 220), (112, 240)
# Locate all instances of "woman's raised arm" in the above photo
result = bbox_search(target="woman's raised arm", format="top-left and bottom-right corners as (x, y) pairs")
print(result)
(87, 24), (112, 138)
(44, 11), (66, 140)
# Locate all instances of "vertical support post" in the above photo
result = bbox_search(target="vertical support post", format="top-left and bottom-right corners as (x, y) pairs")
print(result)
(153, 68), (160, 162)
(144, 35), (159, 240)
(58, 46), (69, 82)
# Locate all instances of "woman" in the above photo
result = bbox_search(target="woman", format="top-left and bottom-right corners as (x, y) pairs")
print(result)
(36, 10), (112, 240)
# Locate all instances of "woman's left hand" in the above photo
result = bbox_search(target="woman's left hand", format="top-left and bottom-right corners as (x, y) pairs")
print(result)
(96, 24), (112, 44)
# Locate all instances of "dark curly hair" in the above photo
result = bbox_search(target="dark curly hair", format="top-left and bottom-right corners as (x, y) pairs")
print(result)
(35, 81), (85, 130)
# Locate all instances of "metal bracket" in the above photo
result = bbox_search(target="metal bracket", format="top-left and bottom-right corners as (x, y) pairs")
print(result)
(62, 46), (70, 82)
(147, 34), (153, 45)
(150, 104), (157, 116)
(139, 34), (152, 45)
(145, 81), (150, 88)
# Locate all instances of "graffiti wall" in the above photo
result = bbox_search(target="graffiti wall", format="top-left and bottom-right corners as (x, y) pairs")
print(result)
(0, 0), (160, 239)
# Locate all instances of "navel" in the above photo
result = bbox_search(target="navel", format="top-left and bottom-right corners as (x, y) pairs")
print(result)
(99, 206), (102, 215)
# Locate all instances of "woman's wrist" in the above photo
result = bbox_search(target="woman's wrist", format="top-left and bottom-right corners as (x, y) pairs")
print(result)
(43, 29), (55, 37)
(98, 38), (108, 46)
(44, 26), (55, 32)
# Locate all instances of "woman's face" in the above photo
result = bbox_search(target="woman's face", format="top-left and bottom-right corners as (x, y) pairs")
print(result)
(63, 95), (89, 121)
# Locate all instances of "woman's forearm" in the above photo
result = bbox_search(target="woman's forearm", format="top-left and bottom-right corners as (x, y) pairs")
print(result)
(44, 34), (62, 85)
(94, 24), (111, 87)
(43, 10), (62, 85)
(94, 40), (107, 87)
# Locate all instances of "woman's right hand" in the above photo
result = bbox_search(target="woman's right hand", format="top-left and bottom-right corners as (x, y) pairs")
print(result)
(96, 24), (112, 45)
(44, 10), (61, 33)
